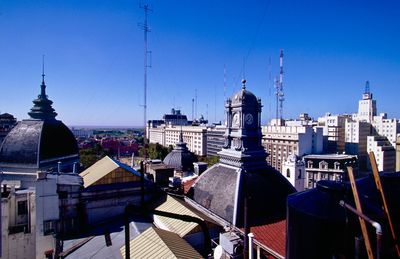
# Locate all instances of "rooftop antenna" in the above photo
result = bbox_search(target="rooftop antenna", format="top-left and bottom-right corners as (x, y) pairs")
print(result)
(268, 56), (272, 122)
(191, 98), (194, 121)
(365, 80), (370, 94)
(138, 2), (152, 159)
(223, 64), (227, 100)
(279, 50), (284, 121)
(195, 89), (198, 120)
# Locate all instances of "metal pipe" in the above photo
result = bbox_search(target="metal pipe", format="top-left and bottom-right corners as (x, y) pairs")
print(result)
(339, 200), (382, 259)
(248, 233), (254, 259)
(124, 206), (130, 259)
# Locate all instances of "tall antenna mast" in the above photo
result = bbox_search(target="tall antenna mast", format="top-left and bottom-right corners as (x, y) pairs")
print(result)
(365, 80), (370, 94)
(138, 2), (152, 159)
(195, 89), (198, 120)
(223, 65), (227, 101)
(192, 98), (194, 121)
(278, 50), (285, 121)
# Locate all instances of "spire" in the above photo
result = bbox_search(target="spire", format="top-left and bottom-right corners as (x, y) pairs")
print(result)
(28, 57), (57, 120)
(242, 79), (246, 90)
(41, 55), (46, 97)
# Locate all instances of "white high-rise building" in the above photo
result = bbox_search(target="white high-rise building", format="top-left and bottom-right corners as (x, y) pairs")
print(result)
(355, 81), (377, 123)
(367, 135), (396, 172)
(345, 120), (371, 169)
(372, 113), (400, 147)
(318, 113), (351, 153)
(262, 122), (323, 172)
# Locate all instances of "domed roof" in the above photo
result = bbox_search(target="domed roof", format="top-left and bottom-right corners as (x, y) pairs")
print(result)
(0, 75), (79, 169)
(230, 79), (259, 107)
(163, 132), (196, 172)
(0, 119), (78, 166)
(190, 164), (295, 227)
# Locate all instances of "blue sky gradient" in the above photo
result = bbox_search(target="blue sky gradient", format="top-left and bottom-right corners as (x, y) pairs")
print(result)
(1, 0), (399, 126)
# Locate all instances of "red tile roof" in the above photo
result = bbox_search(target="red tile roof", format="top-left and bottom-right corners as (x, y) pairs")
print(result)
(182, 176), (198, 194)
(251, 220), (286, 258)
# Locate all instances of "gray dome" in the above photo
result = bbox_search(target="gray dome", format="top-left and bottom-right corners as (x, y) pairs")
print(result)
(0, 119), (79, 167)
(190, 164), (296, 227)
(230, 79), (259, 107)
(163, 133), (196, 172)
(0, 75), (79, 170)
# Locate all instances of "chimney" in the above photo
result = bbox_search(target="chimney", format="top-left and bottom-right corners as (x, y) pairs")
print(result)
(73, 162), (77, 174)
(57, 161), (62, 174)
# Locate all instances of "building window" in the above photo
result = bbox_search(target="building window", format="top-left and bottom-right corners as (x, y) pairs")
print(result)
(319, 161), (328, 170)
(298, 169), (302, 179)
(286, 168), (291, 178)
(43, 220), (57, 236)
(307, 160), (313, 168)
(17, 200), (28, 215)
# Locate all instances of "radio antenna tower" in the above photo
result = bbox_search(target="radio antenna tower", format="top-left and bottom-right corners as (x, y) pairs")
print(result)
(274, 49), (285, 124)
(138, 2), (152, 159)
(278, 49), (285, 121)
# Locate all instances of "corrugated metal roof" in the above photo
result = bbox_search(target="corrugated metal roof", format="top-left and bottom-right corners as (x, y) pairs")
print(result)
(120, 227), (202, 259)
(79, 156), (140, 188)
(154, 195), (204, 237)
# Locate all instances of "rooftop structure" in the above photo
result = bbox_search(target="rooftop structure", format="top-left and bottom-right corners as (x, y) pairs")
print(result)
(163, 131), (197, 173)
(0, 73), (79, 188)
(189, 80), (295, 228)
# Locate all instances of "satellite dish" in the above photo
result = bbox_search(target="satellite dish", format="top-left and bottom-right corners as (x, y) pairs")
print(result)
(213, 245), (223, 259)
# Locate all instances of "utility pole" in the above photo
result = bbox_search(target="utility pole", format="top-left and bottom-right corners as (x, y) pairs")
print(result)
(138, 3), (152, 159)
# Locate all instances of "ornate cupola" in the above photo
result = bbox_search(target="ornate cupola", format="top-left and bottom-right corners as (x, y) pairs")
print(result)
(28, 60), (57, 120)
(218, 79), (268, 169)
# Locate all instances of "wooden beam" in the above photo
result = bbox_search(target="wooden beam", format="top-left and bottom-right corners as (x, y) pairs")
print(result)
(369, 151), (400, 256)
(347, 166), (374, 259)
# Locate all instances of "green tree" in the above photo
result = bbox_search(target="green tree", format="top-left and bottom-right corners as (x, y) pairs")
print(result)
(139, 143), (170, 160)
(197, 155), (219, 167)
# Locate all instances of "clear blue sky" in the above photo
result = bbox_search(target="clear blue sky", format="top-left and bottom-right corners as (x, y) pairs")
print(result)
(1, 0), (399, 126)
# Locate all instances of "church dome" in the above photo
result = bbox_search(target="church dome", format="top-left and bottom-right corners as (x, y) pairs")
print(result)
(163, 132), (196, 172)
(0, 74), (79, 170)
(230, 79), (259, 107)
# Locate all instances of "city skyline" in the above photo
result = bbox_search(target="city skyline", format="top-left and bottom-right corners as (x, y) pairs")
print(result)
(1, 0), (400, 126)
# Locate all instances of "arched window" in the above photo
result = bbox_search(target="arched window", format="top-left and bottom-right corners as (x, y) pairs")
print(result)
(298, 169), (302, 179)
(307, 160), (313, 168)
(286, 168), (291, 178)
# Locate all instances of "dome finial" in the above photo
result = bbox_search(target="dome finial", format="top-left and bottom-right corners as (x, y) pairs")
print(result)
(40, 55), (46, 97)
(241, 79), (246, 90)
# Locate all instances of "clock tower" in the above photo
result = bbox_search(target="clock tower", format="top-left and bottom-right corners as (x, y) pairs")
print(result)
(218, 79), (268, 169)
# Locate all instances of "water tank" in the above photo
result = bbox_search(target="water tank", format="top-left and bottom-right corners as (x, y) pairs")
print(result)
(287, 177), (380, 259)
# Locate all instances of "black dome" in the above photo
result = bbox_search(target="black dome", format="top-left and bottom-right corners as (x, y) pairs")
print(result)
(163, 132), (196, 172)
(0, 119), (79, 167)
(0, 75), (78, 169)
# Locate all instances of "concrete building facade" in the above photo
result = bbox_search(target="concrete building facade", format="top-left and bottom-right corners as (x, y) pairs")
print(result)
(282, 154), (306, 191)
(148, 125), (207, 156)
(345, 120), (371, 170)
(262, 124), (323, 172)
(367, 135), (396, 172)
(371, 113), (400, 147)
(303, 154), (358, 189)
(397, 136), (400, 171)
(206, 125), (226, 157)
(317, 113), (350, 153)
